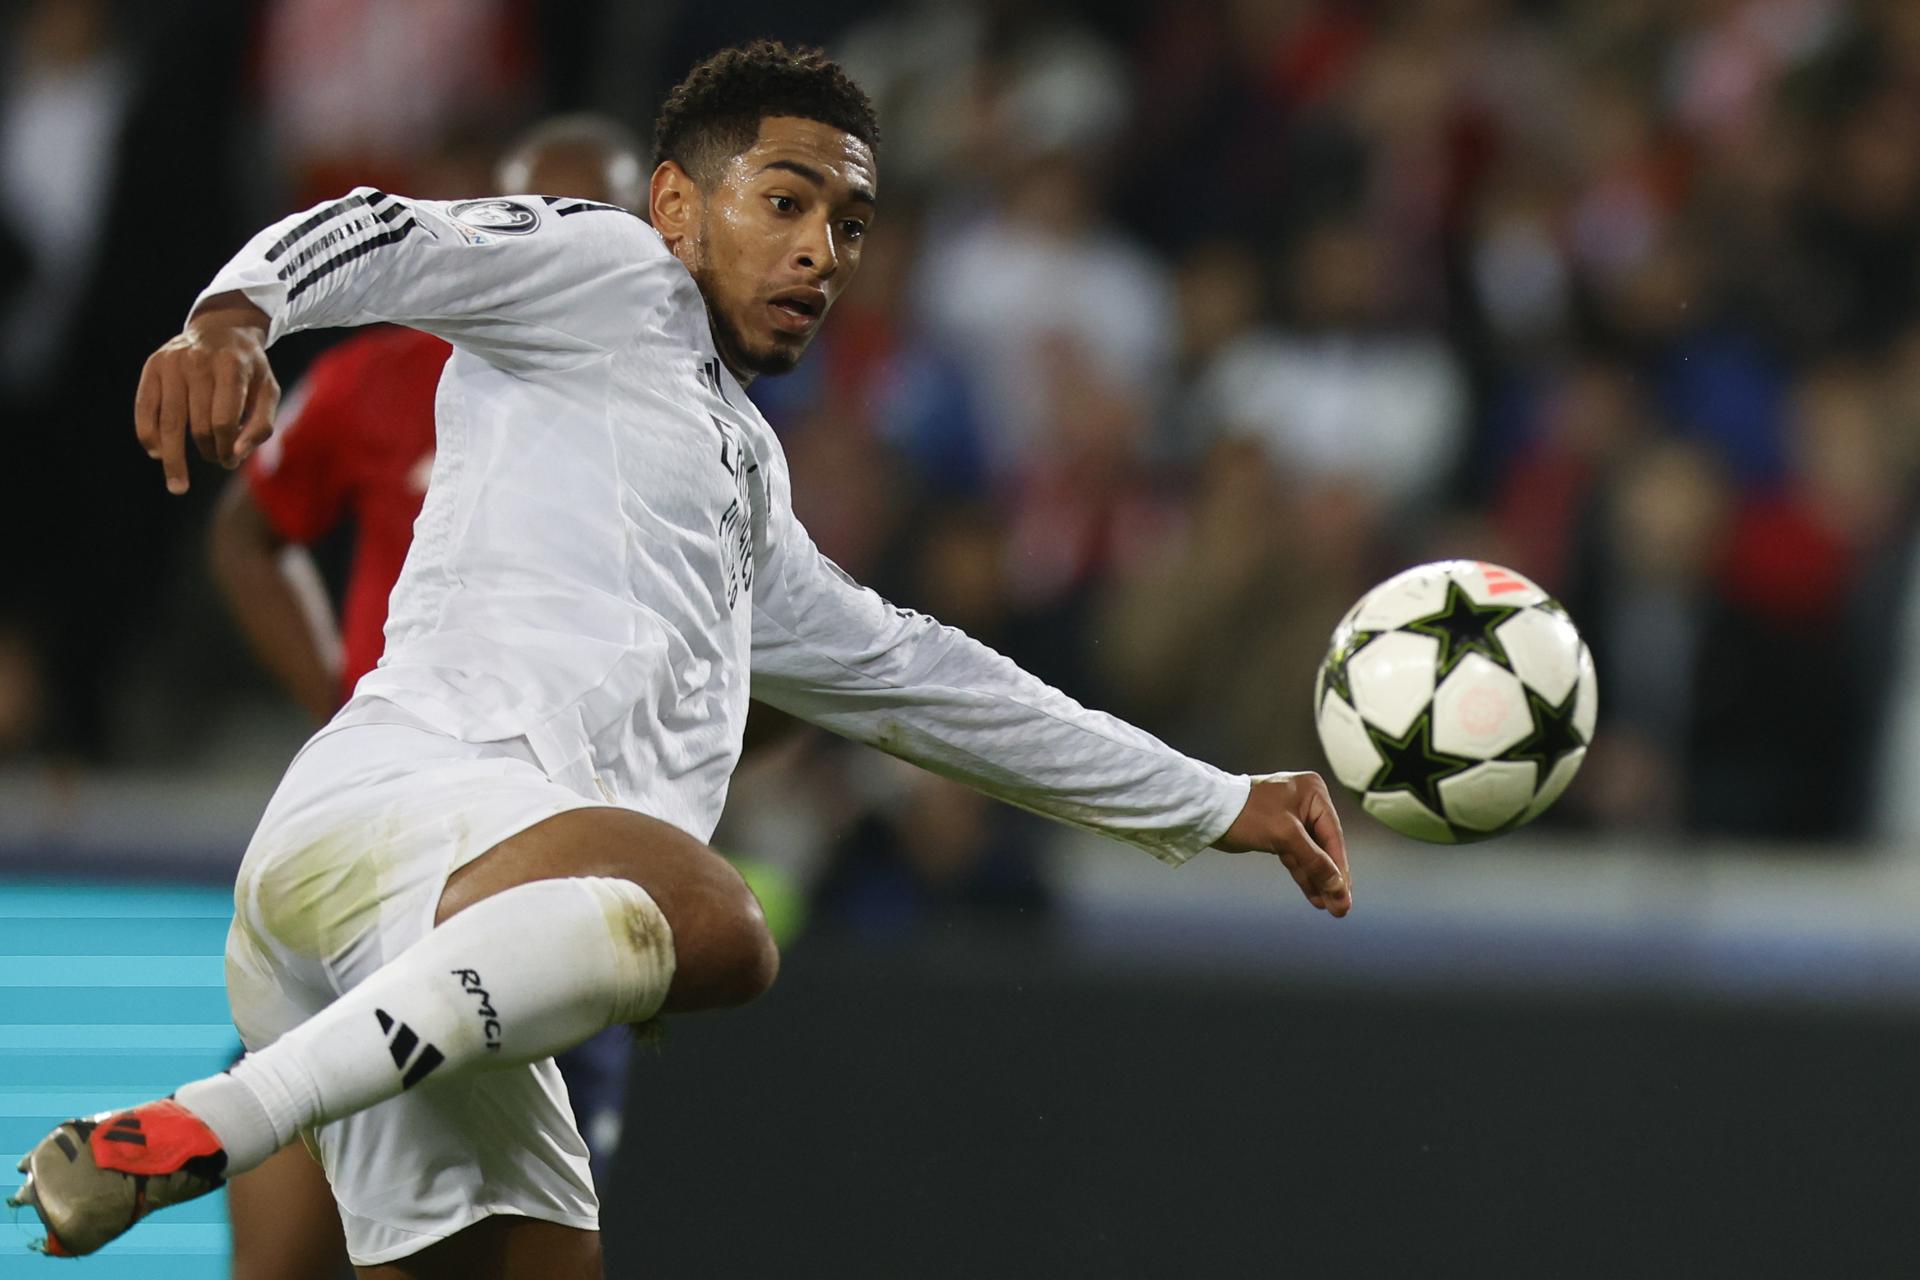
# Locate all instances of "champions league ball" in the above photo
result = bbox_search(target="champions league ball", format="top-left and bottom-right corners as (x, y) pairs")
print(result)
(1313, 560), (1597, 843)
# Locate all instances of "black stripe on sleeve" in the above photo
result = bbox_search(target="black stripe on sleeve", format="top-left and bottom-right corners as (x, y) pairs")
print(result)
(554, 199), (635, 218)
(274, 208), (391, 282)
(272, 194), (412, 280)
(285, 218), (418, 302)
(264, 195), (366, 263)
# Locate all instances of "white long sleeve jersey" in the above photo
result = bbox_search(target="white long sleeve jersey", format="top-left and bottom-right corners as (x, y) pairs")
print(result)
(198, 188), (1250, 861)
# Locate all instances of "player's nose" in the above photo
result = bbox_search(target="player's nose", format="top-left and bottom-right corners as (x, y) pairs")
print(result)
(792, 216), (838, 279)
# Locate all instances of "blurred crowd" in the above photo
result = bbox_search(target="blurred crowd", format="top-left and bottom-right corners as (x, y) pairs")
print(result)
(6, 0), (1920, 924)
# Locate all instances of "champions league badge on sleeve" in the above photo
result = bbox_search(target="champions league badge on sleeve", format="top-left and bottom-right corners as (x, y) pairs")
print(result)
(449, 199), (540, 243)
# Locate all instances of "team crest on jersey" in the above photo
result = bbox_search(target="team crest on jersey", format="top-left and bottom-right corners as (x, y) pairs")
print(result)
(449, 199), (540, 236)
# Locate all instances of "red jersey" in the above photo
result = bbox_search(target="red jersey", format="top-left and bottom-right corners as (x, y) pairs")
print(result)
(244, 326), (448, 704)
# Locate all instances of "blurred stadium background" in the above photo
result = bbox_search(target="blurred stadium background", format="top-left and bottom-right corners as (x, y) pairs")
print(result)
(5, 0), (1920, 1274)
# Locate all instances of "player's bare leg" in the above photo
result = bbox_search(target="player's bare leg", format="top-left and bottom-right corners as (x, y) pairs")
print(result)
(432, 805), (777, 1008)
(228, 1143), (350, 1280)
(352, 1216), (601, 1280)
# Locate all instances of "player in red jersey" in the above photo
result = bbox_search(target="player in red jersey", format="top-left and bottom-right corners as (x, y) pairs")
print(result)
(208, 115), (647, 1280)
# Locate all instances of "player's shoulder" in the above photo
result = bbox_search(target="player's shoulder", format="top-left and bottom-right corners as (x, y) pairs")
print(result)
(524, 196), (671, 267)
(408, 191), (662, 255)
(421, 193), (675, 304)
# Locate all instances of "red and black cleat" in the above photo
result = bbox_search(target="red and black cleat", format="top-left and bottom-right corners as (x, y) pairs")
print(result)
(8, 1099), (228, 1257)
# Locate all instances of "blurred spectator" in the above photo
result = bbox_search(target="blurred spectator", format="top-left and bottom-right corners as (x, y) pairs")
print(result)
(1125, 0), (1371, 250)
(1467, 173), (1574, 360)
(783, 408), (914, 587)
(1572, 439), (1732, 833)
(883, 6), (1166, 481)
(1490, 360), (1652, 590)
(1793, 86), (1920, 353)
(1097, 435), (1376, 773)
(0, 0), (130, 397)
(256, 0), (537, 204)
(840, 1), (1130, 198)
(1198, 217), (1468, 507)
(1692, 363), (1905, 838)
(917, 150), (1175, 480)
(1, 0), (253, 760)
(810, 758), (1052, 940)
(1014, 344), (1158, 568)
(1172, 240), (1269, 386)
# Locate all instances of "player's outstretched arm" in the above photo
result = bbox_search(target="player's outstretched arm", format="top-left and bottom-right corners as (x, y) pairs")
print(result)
(748, 448), (1354, 914)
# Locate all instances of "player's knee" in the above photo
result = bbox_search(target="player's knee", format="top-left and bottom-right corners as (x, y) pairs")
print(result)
(670, 876), (779, 1011)
(705, 884), (780, 1008)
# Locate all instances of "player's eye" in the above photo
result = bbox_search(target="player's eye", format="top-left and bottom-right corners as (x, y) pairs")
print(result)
(840, 220), (866, 241)
(769, 195), (798, 214)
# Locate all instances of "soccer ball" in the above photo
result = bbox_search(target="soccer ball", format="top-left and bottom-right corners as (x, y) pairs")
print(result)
(1312, 560), (1596, 843)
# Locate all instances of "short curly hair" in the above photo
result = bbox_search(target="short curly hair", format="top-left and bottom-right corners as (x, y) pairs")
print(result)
(653, 40), (879, 185)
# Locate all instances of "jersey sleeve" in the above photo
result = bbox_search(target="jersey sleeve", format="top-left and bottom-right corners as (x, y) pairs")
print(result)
(240, 345), (361, 543)
(747, 444), (1250, 866)
(190, 190), (664, 371)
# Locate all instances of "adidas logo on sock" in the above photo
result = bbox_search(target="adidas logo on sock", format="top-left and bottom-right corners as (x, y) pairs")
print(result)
(374, 1009), (445, 1089)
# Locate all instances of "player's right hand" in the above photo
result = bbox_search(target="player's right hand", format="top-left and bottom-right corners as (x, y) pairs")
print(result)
(1211, 771), (1353, 917)
(134, 293), (278, 495)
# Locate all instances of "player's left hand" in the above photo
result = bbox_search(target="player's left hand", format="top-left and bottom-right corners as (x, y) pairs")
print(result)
(1212, 772), (1352, 917)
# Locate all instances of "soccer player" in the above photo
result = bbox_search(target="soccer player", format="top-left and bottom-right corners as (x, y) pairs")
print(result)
(209, 115), (648, 1280)
(12, 42), (1351, 1279)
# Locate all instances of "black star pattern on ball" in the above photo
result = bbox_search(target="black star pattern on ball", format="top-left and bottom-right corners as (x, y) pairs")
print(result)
(1364, 712), (1478, 819)
(1500, 682), (1587, 794)
(1318, 629), (1379, 707)
(1399, 581), (1522, 679)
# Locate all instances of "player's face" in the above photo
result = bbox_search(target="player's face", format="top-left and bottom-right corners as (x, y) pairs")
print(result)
(679, 117), (877, 379)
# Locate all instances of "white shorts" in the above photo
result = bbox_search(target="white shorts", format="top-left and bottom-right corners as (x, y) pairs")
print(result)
(224, 709), (604, 1265)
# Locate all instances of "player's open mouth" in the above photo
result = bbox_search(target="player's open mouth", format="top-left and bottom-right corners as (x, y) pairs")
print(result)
(767, 290), (823, 334)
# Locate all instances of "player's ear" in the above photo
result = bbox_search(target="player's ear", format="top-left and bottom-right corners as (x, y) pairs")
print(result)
(650, 160), (699, 252)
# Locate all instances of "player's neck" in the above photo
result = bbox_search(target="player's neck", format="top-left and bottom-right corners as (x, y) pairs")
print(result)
(701, 304), (758, 389)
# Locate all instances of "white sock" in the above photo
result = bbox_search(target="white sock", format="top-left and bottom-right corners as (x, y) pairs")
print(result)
(177, 875), (674, 1174)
